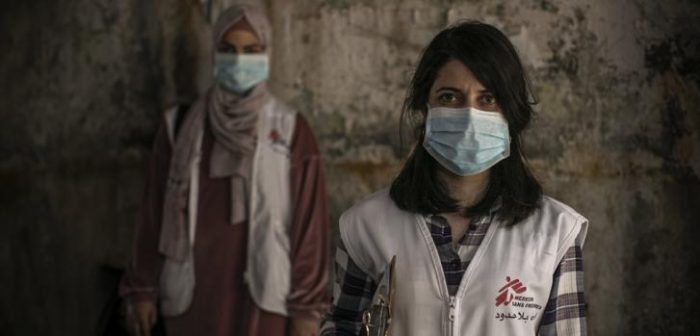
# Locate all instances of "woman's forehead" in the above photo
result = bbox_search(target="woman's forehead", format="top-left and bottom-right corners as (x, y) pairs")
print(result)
(432, 59), (487, 92)
(222, 18), (260, 42)
(229, 18), (255, 34)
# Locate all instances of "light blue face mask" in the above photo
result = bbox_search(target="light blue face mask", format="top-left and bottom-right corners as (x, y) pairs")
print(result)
(213, 52), (269, 94)
(423, 106), (511, 176)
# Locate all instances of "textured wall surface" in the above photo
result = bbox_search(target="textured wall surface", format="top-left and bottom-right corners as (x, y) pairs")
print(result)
(0, 1), (208, 334)
(1, 0), (698, 335)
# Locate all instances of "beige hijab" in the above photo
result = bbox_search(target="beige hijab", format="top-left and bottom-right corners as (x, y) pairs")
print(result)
(159, 4), (273, 262)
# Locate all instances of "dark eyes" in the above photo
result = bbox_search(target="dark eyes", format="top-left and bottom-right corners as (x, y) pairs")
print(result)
(479, 94), (497, 105)
(218, 44), (236, 53)
(438, 92), (459, 104)
(217, 44), (265, 54)
(244, 45), (265, 53)
(435, 92), (497, 108)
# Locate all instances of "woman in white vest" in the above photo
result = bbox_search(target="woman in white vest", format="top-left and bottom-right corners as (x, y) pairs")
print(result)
(321, 22), (588, 336)
(121, 4), (329, 336)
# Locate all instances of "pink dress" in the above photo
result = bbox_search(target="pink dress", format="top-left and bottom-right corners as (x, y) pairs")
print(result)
(121, 114), (329, 335)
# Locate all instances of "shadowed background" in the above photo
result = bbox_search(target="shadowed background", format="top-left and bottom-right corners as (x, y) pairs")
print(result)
(0, 0), (698, 335)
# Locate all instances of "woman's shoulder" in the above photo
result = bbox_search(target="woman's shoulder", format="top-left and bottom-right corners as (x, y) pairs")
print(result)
(523, 195), (588, 248)
(265, 95), (297, 117)
(538, 195), (587, 224)
(339, 188), (413, 234)
(340, 188), (397, 219)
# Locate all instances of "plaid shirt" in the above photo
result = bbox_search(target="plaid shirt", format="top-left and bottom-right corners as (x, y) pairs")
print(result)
(321, 213), (587, 335)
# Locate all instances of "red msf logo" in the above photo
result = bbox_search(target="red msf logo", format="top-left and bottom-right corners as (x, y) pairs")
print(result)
(495, 276), (527, 306)
(268, 129), (281, 142)
(268, 129), (288, 147)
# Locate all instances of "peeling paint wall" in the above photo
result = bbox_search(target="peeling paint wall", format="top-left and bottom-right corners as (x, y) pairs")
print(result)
(0, 1), (208, 334)
(1, 0), (698, 335)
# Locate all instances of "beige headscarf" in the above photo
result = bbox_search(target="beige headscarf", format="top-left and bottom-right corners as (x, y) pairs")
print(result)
(159, 4), (274, 262)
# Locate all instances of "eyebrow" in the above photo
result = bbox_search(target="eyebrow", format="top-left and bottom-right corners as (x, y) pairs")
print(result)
(219, 42), (264, 49)
(244, 43), (265, 49)
(435, 86), (461, 92)
(435, 86), (492, 94)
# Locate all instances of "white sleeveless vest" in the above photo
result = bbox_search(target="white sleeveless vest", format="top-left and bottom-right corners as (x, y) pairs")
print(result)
(159, 98), (296, 317)
(339, 189), (588, 336)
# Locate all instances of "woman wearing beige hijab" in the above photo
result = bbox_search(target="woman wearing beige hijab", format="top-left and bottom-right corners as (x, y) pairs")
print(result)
(120, 4), (329, 336)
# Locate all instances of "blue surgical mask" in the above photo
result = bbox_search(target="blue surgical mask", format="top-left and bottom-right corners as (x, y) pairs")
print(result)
(423, 106), (511, 176)
(213, 52), (269, 94)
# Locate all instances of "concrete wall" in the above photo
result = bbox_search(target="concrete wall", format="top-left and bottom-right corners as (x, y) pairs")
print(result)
(1, 0), (698, 335)
(0, 1), (207, 334)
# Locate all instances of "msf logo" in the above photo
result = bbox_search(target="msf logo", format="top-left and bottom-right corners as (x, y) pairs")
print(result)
(495, 276), (527, 306)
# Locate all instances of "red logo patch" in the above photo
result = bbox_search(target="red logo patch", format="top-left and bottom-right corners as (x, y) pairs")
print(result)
(495, 276), (527, 307)
(268, 129), (281, 142)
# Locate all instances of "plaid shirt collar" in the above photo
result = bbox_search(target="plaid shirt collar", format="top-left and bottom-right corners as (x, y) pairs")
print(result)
(425, 196), (502, 231)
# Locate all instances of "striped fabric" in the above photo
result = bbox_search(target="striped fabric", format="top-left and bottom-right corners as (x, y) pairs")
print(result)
(538, 237), (587, 335)
(428, 214), (490, 296)
(321, 215), (587, 336)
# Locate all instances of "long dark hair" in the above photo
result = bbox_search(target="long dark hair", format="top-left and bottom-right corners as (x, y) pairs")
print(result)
(389, 21), (542, 225)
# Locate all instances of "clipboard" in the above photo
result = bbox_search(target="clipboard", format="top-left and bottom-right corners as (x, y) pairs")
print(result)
(362, 255), (396, 336)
